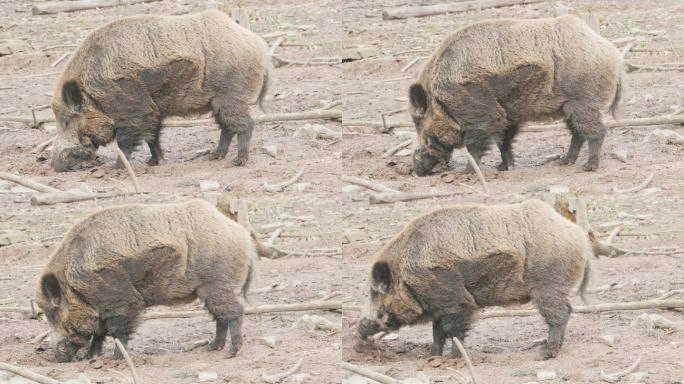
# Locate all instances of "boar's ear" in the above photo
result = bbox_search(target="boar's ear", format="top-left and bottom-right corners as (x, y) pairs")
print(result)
(62, 80), (83, 113)
(41, 274), (61, 308)
(371, 261), (392, 294)
(409, 83), (428, 117)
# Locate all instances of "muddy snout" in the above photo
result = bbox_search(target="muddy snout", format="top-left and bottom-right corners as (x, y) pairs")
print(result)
(357, 317), (382, 339)
(412, 149), (441, 176)
(53, 338), (81, 363)
(50, 144), (97, 172)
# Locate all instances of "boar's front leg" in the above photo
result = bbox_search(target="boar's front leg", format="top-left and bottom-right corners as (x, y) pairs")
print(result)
(463, 129), (491, 174)
(204, 288), (244, 358)
(430, 311), (474, 357)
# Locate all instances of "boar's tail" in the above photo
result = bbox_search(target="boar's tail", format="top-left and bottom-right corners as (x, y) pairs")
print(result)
(240, 257), (254, 303)
(577, 257), (591, 304)
(608, 73), (623, 119)
(256, 63), (271, 112)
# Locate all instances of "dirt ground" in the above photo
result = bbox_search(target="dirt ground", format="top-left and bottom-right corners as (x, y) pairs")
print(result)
(0, 0), (683, 383)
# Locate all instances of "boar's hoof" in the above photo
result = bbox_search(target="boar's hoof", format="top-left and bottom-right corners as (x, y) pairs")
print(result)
(207, 339), (226, 351)
(208, 150), (228, 160)
(225, 345), (239, 358)
(540, 341), (560, 360)
(231, 155), (248, 166)
(582, 161), (599, 172)
(146, 157), (160, 166)
(496, 162), (509, 171)
(558, 155), (575, 166)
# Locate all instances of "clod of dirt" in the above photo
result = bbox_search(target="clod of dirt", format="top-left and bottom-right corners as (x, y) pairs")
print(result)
(260, 336), (281, 349)
(294, 314), (340, 332)
(610, 150), (630, 163)
(536, 369), (557, 380)
(198, 371), (218, 382)
(599, 334), (616, 347)
(262, 145), (280, 158)
(199, 179), (220, 192)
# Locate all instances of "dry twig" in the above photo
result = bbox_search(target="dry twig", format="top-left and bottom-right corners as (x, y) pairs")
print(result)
(480, 299), (684, 319)
(263, 168), (304, 192)
(452, 337), (477, 384)
(0, 362), (60, 384)
(464, 150), (489, 195)
(599, 357), (641, 383)
(382, 0), (547, 20)
(141, 300), (343, 320)
(382, 139), (413, 158)
(369, 191), (459, 204)
(341, 175), (398, 193)
(261, 358), (303, 384)
(340, 362), (400, 384)
(0, 171), (61, 193)
(114, 338), (140, 384)
(115, 145), (141, 193)
(613, 172), (654, 193)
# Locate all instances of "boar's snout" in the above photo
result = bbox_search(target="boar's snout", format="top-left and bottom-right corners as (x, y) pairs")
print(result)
(54, 338), (82, 363)
(413, 148), (440, 176)
(51, 145), (97, 172)
(357, 317), (382, 339)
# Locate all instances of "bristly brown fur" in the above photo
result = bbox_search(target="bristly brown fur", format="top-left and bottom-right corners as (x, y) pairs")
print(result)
(409, 15), (624, 175)
(35, 199), (256, 362)
(50, 10), (271, 171)
(358, 199), (592, 359)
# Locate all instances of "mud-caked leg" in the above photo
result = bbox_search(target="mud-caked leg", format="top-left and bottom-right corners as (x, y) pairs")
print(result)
(146, 133), (164, 166)
(496, 125), (519, 171)
(233, 116), (254, 166)
(104, 308), (142, 359)
(463, 129), (491, 174)
(561, 104), (606, 171)
(532, 292), (571, 359)
(440, 311), (474, 358)
(87, 324), (107, 358)
(431, 318), (446, 356)
(559, 132), (585, 166)
(211, 98), (254, 166)
(204, 288), (244, 358)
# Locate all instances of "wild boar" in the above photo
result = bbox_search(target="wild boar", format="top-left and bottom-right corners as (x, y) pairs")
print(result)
(409, 15), (623, 175)
(35, 199), (255, 362)
(357, 199), (591, 359)
(50, 10), (271, 172)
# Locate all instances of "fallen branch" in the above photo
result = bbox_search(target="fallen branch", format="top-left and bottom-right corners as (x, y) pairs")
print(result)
(626, 63), (684, 72)
(165, 109), (342, 127)
(382, 139), (413, 158)
(605, 226), (621, 245)
(32, 137), (54, 154)
(263, 168), (304, 192)
(599, 357), (641, 383)
(50, 52), (70, 68)
(340, 362), (400, 384)
(401, 56), (420, 72)
(369, 191), (459, 204)
(0, 362), (60, 384)
(115, 145), (141, 194)
(114, 338), (140, 384)
(267, 37), (285, 56)
(0, 172), (61, 193)
(452, 337), (477, 384)
(272, 56), (340, 67)
(341, 175), (398, 193)
(261, 358), (303, 384)
(32, 0), (163, 15)
(620, 42), (635, 58)
(141, 300), (343, 320)
(30, 191), (125, 206)
(613, 172), (654, 193)
(480, 299), (684, 319)
(382, 0), (547, 20)
(31, 330), (50, 344)
(464, 150), (489, 195)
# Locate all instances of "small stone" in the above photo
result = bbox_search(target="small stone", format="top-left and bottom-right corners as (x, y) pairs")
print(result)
(288, 373), (310, 383)
(198, 371), (218, 382)
(199, 180), (220, 192)
(549, 184), (569, 194)
(89, 359), (103, 369)
(381, 333), (399, 341)
(339, 185), (361, 194)
(598, 334), (616, 347)
(646, 128), (684, 145)
(628, 372), (647, 383)
(262, 145), (280, 158)
(641, 187), (661, 195)
(610, 150), (629, 163)
(426, 356), (443, 368)
(292, 182), (312, 192)
(260, 336), (280, 349)
(294, 124), (317, 139)
(395, 148), (412, 157)
(440, 173), (455, 183)
(91, 169), (106, 178)
(536, 370), (556, 381)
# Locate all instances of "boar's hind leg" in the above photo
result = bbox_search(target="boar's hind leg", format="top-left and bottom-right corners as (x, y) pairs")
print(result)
(211, 99), (254, 166)
(532, 292), (571, 359)
(496, 124), (520, 171)
(145, 134), (164, 166)
(561, 104), (606, 171)
(204, 289), (244, 358)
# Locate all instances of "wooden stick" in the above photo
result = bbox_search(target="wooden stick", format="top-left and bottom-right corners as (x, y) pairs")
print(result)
(141, 300), (343, 320)
(605, 227), (621, 245)
(263, 168), (304, 192)
(613, 172), (654, 193)
(272, 56), (341, 67)
(401, 57), (420, 72)
(382, 0), (547, 20)
(620, 42), (635, 58)
(345, 114), (684, 133)
(114, 338), (140, 384)
(464, 150), (489, 195)
(0, 362), (61, 384)
(50, 52), (70, 68)
(599, 357), (641, 383)
(268, 37), (285, 56)
(165, 109), (342, 127)
(261, 358), (303, 384)
(341, 175), (398, 193)
(115, 145), (141, 193)
(479, 299), (684, 319)
(31, 330), (50, 344)
(32, 137), (54, 154)
(32, 0), (163, 15)
(382, 139), (413, 158)
(340, 362), (400, 384)
(369, 191), (459, 204)
(452, 337), (477, 384)
(626, 63), (684, 72)
(0, 172), (61, 193)
(30, 191), (124, 206)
